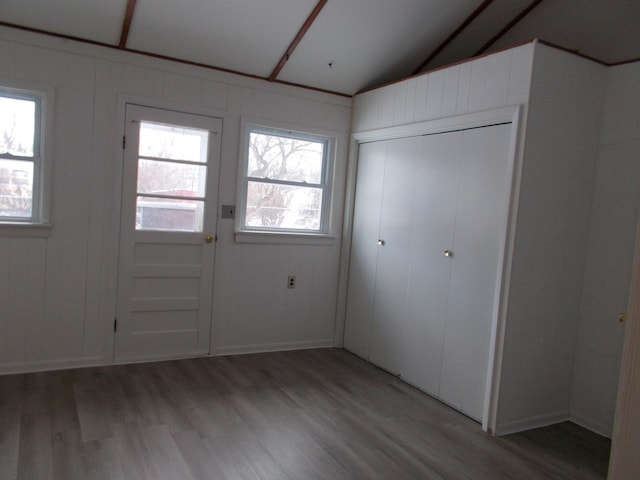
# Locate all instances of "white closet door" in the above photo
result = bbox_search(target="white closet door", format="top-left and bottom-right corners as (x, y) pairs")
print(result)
(343, 141), (386, 359)
(345, 122), (513, 423)
(398, 131), (461, 395)
(369, 136), (420, 374)
(438, 123), (512, 421)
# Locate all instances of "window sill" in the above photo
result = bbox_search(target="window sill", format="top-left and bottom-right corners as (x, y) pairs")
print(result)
(0, 223), (52, 238)
(234, 230), (336, 246)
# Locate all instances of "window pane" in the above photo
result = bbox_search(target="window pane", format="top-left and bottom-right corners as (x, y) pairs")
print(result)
(137, 159), (207, 197)
(0, 96), (36, 157)
(245, 181), (322, 230)
(248, 132), (324, 184)
(0, 159), (34, 218)
(139, 122), (208, 163)
(136, 196), (204, 232)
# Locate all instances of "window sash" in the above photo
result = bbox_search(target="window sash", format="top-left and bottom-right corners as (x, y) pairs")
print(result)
(245, 176), (325, 189)
(241, 126), (332, 234)
(0, 90), (42, 223)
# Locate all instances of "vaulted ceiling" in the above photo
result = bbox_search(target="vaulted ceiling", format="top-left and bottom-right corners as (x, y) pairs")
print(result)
(1, 0), (638, 96)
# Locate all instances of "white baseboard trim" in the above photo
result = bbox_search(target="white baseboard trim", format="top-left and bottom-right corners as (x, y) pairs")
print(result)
(0, 355), (105, 375)
(213, 339), (334, 356)
(112, 350), (210, 367)
(570, 412), (612, 439)
(493, 411), (569, 436)
(0, 341), (336, 375)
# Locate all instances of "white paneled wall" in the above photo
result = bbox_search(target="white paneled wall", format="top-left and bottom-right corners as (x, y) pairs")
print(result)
(340, 43), (535, 352)
(571, 62), (640, 437)
(1, 41), (102, 370)
(212, 243), (340, 354)
(348, 41), (635, 437)
(352, 43), (534, 132)
(495, 45), (607, 434)
(0, 26), (351, 373)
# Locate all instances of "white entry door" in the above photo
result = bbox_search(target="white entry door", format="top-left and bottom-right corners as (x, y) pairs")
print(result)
(115, 104), (221, 362)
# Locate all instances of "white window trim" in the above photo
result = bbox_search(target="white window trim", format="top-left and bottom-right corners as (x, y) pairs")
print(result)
(0, 80), (54, 236)
(235, 119), (337, 245)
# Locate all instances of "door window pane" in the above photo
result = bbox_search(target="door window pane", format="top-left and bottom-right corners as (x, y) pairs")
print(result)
(139, 122), (208, 163)
(137, 159), (207, 197)
(136, 196), (204, 232)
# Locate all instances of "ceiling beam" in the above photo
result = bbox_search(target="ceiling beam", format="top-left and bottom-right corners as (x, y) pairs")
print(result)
(413, 0), (495, 75)
(474, 0), (544, 56)
(119, 0), (138, 49)
(269, 0), (328, 81)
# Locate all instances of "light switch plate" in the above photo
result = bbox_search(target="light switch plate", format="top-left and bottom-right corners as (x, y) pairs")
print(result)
(221, 205), (235, 219)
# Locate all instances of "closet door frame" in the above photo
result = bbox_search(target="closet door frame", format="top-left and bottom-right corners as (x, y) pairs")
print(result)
(337, 106), (524, 433)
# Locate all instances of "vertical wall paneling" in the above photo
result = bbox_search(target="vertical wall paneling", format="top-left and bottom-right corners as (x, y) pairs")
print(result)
(571, 62), (640, 437)
(90, 61), (127, 361)
(0, 25), (351, 373)
(454, 62), (473, 116)
(441, 67), (460, 118)
(345, 42), (632, 437)
(495, 46), (607, 434)
(351, 44), (535, 134)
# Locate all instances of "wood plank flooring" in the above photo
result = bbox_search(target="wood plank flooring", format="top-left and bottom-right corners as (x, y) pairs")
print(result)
(0, 348), (610, 479)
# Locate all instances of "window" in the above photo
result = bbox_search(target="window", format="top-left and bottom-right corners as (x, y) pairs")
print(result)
(0, 88), (44, 223)
(135, 121), (210, 232)
(240, 126), (333, 234)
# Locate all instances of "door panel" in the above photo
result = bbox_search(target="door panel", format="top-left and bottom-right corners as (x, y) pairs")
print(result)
(369, 136), (420, 373)
(399, 131), (461, 395)
(343, 141), (386, 359)
(438, 124), (512, 421)
(115, 105), (221, 362)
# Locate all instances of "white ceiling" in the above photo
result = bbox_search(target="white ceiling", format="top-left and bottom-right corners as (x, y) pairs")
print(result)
(1, 0), (638, 96)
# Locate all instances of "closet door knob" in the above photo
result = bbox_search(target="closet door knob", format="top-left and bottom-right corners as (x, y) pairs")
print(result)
(444, 249), (453, 257)
(378, 239), (386, 246)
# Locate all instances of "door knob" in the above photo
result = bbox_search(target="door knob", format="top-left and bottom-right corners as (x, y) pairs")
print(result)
(444, 249), (453, 257)
(205, 235), (214, 243)
(378, 239), (386, 246)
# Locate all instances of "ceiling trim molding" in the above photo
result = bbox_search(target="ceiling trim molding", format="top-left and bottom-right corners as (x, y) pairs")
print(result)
(412, 0), (495, 75)
(268, 0), (328, 81)
(0, 21), (351, 98)
(537, 39), (609, 66)
(119, 0), (138, 49)
(0, 20), (114, 48)
(610, 57), (640, 67)
(474, 0), (544, 56)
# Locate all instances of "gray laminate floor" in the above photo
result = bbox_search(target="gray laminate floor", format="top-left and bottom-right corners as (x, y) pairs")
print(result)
(0, 348), (610, 479)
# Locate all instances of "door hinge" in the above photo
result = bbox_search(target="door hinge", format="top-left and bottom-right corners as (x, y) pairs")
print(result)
(122, 135), (126, 149)
(114, 318), (118, 332)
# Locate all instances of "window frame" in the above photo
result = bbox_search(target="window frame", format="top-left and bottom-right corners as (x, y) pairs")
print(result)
(134, 120), (210, 233)
(237, 123), (335, 239)
(0, 82), (52, 234)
